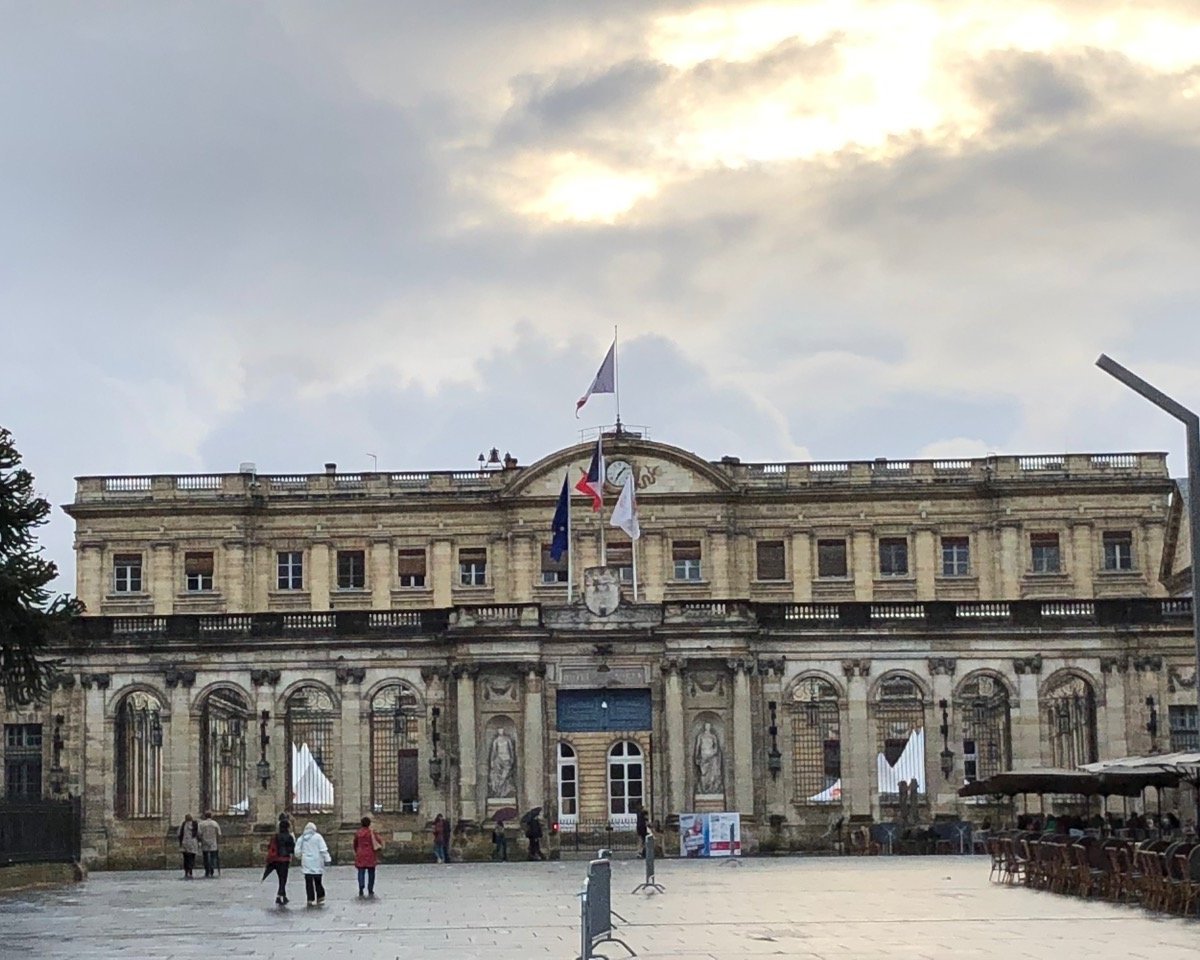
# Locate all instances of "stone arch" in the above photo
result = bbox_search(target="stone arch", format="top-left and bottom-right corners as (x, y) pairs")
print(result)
(953, 669), (1015, 701)
(363, 677), (424, 710)
(484, 715), (518, 803)
(868, 669), (931, 703)
(1039, 669), (1099, 768)
(277, 678), (340, 714)
(283, 683), (339, 813)
(190, 680), (253, 718)
(195, 685), (252, 817)
(106, 682), (169, 720)
(112, 687), (167, 819)
(954, 670), (1014, 783)
(787, 676), (843, 807)
(1038, 667), (1100, 702)
(784, 670), (846, 702)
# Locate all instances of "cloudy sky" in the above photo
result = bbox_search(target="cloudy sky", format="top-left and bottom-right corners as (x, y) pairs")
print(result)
(3, 0), (1200, 591)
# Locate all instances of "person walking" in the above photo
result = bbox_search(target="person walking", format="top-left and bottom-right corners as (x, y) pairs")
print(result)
(263, 816), (295, 905)
(635, 803), (649, 859)
(432, 814), (449, 864)
(353, 816), (381, 897)
(525, 813), (546, 861)
(197, 811), (221, 878)
(491, 819), (508, 862)
(178, 814), (200, 879)
(295, 821), (332, 906)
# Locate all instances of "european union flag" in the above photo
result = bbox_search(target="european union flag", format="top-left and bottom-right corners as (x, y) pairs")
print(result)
(550, 472), (570, 561)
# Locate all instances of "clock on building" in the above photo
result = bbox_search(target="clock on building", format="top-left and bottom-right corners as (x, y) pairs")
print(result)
(605, 459), (633, 488)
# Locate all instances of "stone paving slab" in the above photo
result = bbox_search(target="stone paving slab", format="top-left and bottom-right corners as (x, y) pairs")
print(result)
(1, 856), (1196, 960)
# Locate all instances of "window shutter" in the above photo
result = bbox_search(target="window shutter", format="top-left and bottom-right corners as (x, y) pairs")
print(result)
(672, 540), (701, 561)
(397, 549), (426, 576)
(185, 553), (214, 576)
(756, 540), (786, 580)
(398, 748), (419, 804)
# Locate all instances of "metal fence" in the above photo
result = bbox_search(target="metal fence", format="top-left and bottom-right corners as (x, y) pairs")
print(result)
(0, 798), (82, 864)
(579, 857), (634, 959)
(562, 820), (641, 859)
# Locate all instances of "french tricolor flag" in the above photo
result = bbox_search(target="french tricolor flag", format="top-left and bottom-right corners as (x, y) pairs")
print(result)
(575, 437), (604, 512)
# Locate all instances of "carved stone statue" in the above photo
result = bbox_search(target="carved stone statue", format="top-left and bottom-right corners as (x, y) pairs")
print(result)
(488, 727), (517, 799)
(694, 721), (724, 795)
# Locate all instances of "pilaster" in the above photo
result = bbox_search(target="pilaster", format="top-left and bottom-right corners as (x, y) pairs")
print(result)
(663, 659), (685, 815)
(455, 667), (478, 822)
(151, 542), (175, 615)
(731, 659), (754, 814)
(310, 542), (331, 611)
(998, 524), (1021, 598)
(914, 529), (936, 600)
(370, 539), (391, 609)
(1071, 522), (1095, 597)
(851, 530), (874, 601)
(337, 673), (364, 819)
(522, 666), (545, 812)
(790, 532), (813, 601)
(843, 661), (872, 817)
(1012, 666), (1042, 769)
(431, 538), (453, 609)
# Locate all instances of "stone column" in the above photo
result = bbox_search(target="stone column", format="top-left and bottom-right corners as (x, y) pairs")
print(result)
(151, 542), (175, 615)
(431, 538), (453, 608)
(844, 664), (872, 818)
(998, 524), (1021, 598)
(222, 541), (246, 612)
(1070, 522), (1095, 596)
(77, 543), (104, 615)
(489, 536), (510, 602)
(851, 531), (874, 602)
(663, 660), (686, 815)
(929, 665), (955, 813)
(642, 532), (665, 602)
(80, 673), (113, 862)
(914, 529), (936, 600)
(455, 668), (478, 822)
(709, 531), (730, 596)
(731, 660), (755, 813)
(1102, 663), (1130, 760)
(791, 532), (813, 601)
(760, 661), (786, 821)
(251, 543), (271, 611)
(522, 666), (545, 811)
(511, 535), (537, 603)
(309, 542), (331, 611)
(1012, 666), (1042, 769)
(250, 678), (280, 823)
(338, 677), (364, 820)
(166, 677), (195, 826)
(975, 527), (995, 599)
(370, 539), (391, 609)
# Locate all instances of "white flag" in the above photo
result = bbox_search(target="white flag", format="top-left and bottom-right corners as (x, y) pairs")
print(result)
(610, 475), (640, 540)
(575, 340), (616, 417)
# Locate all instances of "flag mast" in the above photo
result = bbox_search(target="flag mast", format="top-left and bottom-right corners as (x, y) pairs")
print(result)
(567, 477), (574, 603)
(613, 324), (621, 433)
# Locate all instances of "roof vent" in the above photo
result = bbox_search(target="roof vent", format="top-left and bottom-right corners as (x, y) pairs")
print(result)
(239, 462), (257, 475)
(325, 462), (337, 475)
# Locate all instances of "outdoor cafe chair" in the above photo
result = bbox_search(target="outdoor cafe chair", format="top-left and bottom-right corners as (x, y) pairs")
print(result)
(1178, 846), (1200, 916)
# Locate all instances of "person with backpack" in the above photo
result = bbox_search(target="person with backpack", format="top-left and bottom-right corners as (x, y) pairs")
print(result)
(353, 816), (382, 897)
(262, 815), (295, 905)
(295, 821), (332, 905)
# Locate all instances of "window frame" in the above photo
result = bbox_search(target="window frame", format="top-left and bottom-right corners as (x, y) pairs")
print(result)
(397, 548), (427, 589)
(877, 537), (910, 578)
(277, 550), (304, 591)
(940, 536), (971, 578)
(607, 740), (644, 824)
(336, 549), (367, 591)
(606, 539), (634, 583)
(184, 551), (215, 593)
(1029, 532), (1061, 574)
(672, 540), (703, 581)
(4, 723), (43, 800)
(540, 544), (569, 584)
(1101, 530), (1135, 572)
(755, 539), (787, 582)
(816, 538), (848, 579)
(458, 547), (488, 587)
(113, 553), (144, 594)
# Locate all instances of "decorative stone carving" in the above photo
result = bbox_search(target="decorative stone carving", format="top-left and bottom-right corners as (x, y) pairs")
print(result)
(1100, 657), (1129, 675)
(1013, 655), (1043, 675)
(1168, 667), (1196, 693)
(583, 566), (622, 617)
(661, 657), (685, 676)
(756, 657), (786, 677)
(694, 721), (724, 795)
(79, 672), (111, 690)
(164, 667), (197, 689)
(560, 665), (646, 688)
(420, 665), (451, 684)
(841, 659), (871, 678)
(927, 658), (957, 676)
(481, 676), (518, 701)
(487, 727), (517, 799)
(450, 663), (479, 680)
(335, 665), (366, 685)
(250, 669), (281, 687)
(689, 671), (726, 698)
(519, 661), (547, 678)
(48, 673), (77, 691)
(725, 657), (752, 674)
(1132, 655), (1163, 673)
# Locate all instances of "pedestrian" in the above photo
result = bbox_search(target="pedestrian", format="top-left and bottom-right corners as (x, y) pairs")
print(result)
(178, 814), (200, 879)
(635, 803), (649, 859)
(295, 821), (332, 906)
(525, 812), (546, 861)
(491, 819), (508, 862)
(432, 813), (449, 864)
(197, 810), (221, 877)
(353, 816), (381, 897)
(263, 815), (295, 905)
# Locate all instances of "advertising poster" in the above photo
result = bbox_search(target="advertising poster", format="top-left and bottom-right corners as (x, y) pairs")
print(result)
(678, 812), (741, 857)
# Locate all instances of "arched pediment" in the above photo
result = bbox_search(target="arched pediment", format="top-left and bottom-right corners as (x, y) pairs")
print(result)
(502, 437), (738, 501)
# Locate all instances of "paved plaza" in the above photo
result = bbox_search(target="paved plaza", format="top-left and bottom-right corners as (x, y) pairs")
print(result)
(1, 856), (1195, 960)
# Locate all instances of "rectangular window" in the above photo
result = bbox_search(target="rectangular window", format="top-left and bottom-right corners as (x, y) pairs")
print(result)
(756, 540), (786, 581)
(336, 549), (366, 590)
(1102, 531), (1134, 571)
(672, 540), (702, 581)
(397, 549), (427, 588)
(540, 545), (568, 584)
(1170, 705), (1199, 752)
(397, 749), (420, 810)
(277, 551), (304, 590)
(458, 547), (487, 587)
(607, 540), (634, 583)
(113, 554), (143, 593)
(940, 537), (970, 577)
(878, 537), (909, 577)
(1030, 533), (1061, 574)
(184, 551), (214, 592)
(4, 724), (43, 800)
(962, 737), (978, 783)
(817, 539), (848, 578)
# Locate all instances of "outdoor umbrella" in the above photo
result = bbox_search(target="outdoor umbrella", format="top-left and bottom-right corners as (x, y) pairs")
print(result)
(519, 806), (542, 827)
(959, 768), (1101, 798)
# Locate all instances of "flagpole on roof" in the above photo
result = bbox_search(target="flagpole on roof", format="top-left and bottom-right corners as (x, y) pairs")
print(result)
(598, 432), (607, 566)
(567, 475), (574, 604)
(614, 324), (621, 431)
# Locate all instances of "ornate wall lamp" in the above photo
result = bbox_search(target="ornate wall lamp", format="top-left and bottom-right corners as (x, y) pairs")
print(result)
(938, 699), (955, 779)
(256, 709), (272, 787)
(50, 714), (66, 794)
(766, 701), (782, 779)
(1146, 696), (1159, 752)
(428, 706), (443, 786)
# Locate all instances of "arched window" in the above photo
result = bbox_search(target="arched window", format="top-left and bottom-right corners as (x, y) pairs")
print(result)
(115, 691), (164, 819)
(557, 742), (578, 826)
(608, 740), (643, 824)
(791, 678), (841, 804)
(201, 688), (249, 816)
(956, 675), (1011, 784)
(369, 683), (420, 813)
(286, 686), (336, 813)
(1043, 674), (1097, 768)
(874, 676), (926, 800)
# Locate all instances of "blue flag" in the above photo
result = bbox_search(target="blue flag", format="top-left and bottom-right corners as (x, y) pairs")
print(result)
(550, 472), (570, 561)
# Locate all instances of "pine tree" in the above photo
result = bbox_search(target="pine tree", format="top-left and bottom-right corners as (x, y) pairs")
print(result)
(0, 426), (81, 704)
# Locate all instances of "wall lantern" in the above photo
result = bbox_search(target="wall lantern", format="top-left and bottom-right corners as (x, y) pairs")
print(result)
(1146, 696), (1159, 751)
(767, 701), (782, 779)
(429, 706), (443, 785)
(256, 758), (272, 788)
(938, 699), (955, 779)
(258, 710), (271, 787)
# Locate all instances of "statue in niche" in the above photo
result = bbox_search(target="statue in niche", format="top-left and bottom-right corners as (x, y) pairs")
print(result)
(488, 727), (517, 799)
(694, 721), (724, 795)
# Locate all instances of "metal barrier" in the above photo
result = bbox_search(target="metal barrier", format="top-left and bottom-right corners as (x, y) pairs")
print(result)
(578, 856), (634, 959)
(631, 830), (665, 895)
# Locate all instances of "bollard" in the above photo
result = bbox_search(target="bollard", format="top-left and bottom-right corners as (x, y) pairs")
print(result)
(631, 829), (665, 895)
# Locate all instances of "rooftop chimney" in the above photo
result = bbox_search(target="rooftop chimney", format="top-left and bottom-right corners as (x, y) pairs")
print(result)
(325, 462), (337, 475)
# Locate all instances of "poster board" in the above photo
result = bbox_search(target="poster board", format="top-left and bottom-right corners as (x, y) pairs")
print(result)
(678, 812), (741, 857)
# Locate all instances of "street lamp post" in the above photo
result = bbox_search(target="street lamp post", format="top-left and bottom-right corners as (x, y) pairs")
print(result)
(1096, 354), (1200, 712)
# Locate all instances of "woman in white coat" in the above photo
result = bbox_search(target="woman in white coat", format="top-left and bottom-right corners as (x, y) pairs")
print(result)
(294, 821), (332, 905)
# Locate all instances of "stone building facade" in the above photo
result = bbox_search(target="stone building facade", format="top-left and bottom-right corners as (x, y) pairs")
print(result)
(4, 436), (1198, 867)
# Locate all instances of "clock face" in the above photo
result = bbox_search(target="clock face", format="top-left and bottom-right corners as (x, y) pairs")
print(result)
(605, 459), (633, 487)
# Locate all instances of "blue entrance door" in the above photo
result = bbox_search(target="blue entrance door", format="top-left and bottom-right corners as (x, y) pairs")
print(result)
(556, 689), (651, 732)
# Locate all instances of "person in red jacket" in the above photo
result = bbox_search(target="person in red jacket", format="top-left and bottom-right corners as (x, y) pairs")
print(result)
(353, 816), (382, 897)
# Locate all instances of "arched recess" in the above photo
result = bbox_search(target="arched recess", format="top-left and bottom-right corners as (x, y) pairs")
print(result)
(954, 671), (1012, 784)
(368, 681), (422, 814)
(690, 711), (726, 804)
(285, 685), (337, 814)
(198, 686), (251, 816)
(872, 673), (928, 800)
(484, 715), (518, 803)
(789, 675), (842, 805)
(114, 689), (166, 819)
(1041, 670), (1099, 768)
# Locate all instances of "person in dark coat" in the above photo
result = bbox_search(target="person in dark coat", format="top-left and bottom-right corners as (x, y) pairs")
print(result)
(635, 803), (649, 858)
(525, 813), (546, 861)
(263, 816), (296, 905)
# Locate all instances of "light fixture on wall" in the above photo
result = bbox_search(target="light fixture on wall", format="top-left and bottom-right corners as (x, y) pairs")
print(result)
(1146, 696), (1159, 752)
(767, 701), (782, 779)
(938, 699), (955, 780)
(257, 710), (272, 787)
(50, 714), (66, 794)
(429, 706), (443, 786)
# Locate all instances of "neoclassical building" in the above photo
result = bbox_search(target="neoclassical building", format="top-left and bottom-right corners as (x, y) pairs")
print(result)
(4, 435), (1198, 867)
